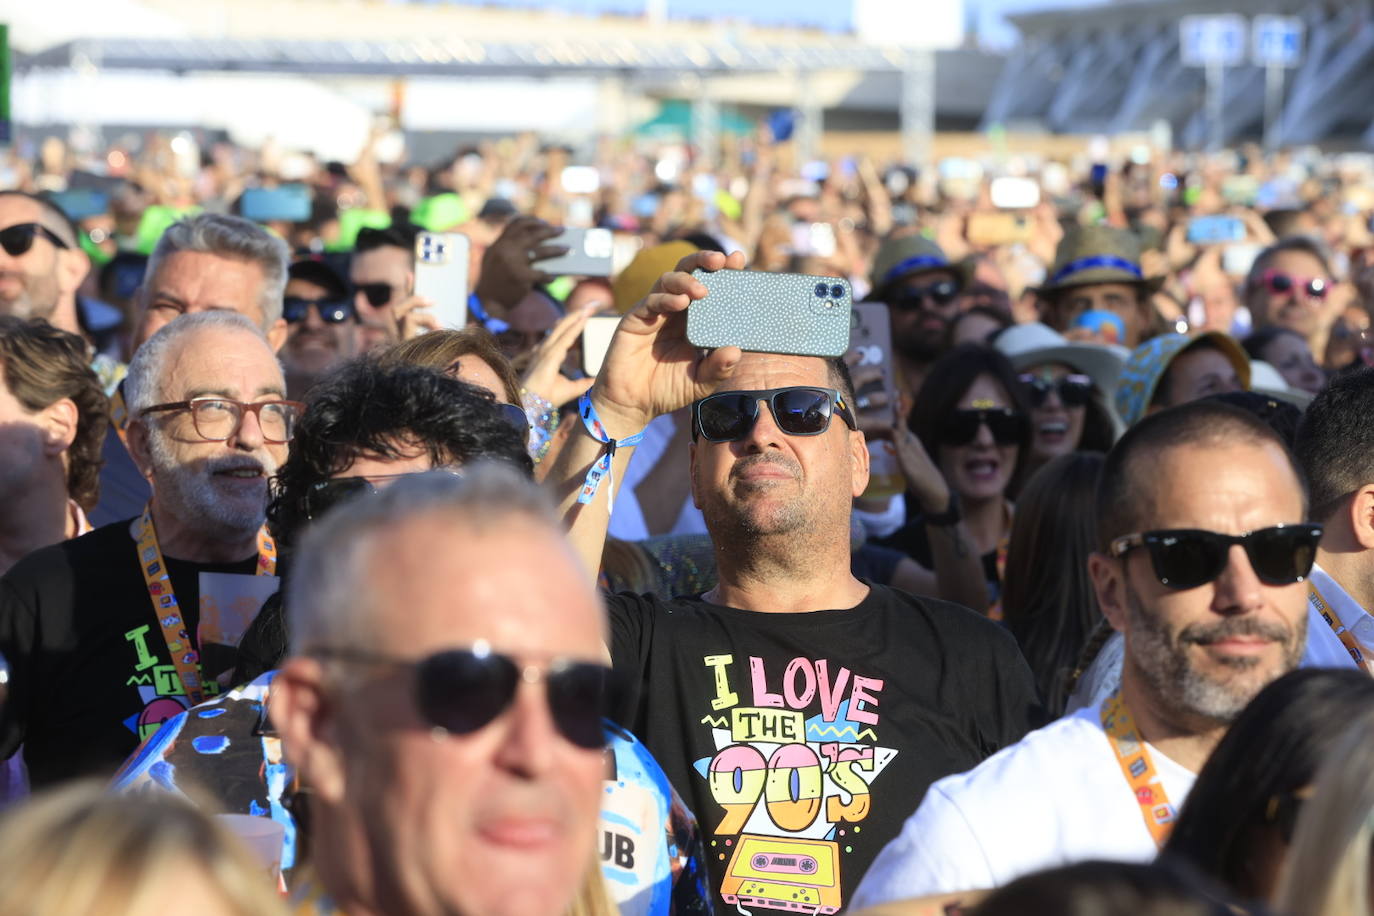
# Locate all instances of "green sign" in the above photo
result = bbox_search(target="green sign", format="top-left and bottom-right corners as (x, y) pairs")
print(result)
(0, 25), (10, 145)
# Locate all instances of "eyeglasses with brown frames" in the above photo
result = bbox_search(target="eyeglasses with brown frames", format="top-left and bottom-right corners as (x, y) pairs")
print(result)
(139, 397), (303, 444)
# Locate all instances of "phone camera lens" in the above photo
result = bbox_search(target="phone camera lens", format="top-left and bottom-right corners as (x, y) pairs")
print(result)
(814, 283), (828, 298)
(830, 284), (845, 299)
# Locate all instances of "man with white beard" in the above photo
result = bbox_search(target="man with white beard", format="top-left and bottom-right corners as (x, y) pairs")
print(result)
(0, 311), (293, 787)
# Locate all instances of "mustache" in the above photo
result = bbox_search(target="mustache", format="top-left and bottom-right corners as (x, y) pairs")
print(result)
(1178, 616), (1292, 646)
(730, 453), (801, 481)
(204, 454), (277, 477)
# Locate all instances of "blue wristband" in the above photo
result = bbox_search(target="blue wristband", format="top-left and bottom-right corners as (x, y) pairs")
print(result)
(576, 392), (645, 513)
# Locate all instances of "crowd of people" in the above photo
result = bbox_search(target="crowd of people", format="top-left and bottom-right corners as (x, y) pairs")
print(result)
(0, 122), (1372, 916)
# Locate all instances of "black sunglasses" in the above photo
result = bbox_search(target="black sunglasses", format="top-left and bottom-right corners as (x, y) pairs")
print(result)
(302, 470), (462, 520)
(693, 386), (857, 443)
(1019, 373), (1094, 408)
(942, 407), (1028, 446)
(355, 282), (395, 308)
(283, 296), (355, 324)
(313, 643), (609, 750)
(0, 223), (70, 257)
(891, 279), (960, 310)
(1110, 524), (1323, 591)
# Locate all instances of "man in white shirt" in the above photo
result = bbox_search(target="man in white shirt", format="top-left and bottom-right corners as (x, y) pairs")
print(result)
(1294, 368), (1374, 673)
(851, 399), (1314, 905)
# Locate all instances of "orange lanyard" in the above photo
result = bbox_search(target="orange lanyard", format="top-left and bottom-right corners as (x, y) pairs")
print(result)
(1100, 689), (1178, 848)
(1308, 581), (1369, 670)
(135, 505), (276, 705)
(110, 386), (131, 449)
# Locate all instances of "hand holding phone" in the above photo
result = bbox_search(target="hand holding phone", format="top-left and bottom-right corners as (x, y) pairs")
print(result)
(413, 232), (471, 329)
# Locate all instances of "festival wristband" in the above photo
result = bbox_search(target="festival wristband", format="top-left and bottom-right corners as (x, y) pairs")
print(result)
(576, 392), (644, 514)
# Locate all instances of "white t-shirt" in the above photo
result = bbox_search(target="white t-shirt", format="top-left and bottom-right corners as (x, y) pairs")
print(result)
(849, 700), (1196, 908)
(1301, 563), (1374, 672)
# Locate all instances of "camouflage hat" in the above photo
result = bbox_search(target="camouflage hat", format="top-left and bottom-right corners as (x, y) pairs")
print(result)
(1040, 225), (1163, 295)
(1115, 331), (1252, 427)
(869, 234), (970, 298)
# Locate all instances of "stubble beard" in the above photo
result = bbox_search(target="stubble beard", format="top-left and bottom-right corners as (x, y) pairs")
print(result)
(1123, 578), (1304, 725)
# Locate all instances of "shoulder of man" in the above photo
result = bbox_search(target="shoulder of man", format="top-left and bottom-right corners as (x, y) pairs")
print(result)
(851, 707), (1104, 905)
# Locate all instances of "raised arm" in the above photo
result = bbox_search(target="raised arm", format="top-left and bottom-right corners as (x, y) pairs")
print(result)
(545, 249), (747, 582)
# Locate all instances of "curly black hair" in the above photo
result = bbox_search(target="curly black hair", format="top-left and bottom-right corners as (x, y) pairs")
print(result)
(268, 358), (533, 551)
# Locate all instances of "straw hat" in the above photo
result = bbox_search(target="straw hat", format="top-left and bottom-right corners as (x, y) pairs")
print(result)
(869, 235), (971, 299)
(1038, 225), (1164, 296)
(1115, 331), (1252, 427)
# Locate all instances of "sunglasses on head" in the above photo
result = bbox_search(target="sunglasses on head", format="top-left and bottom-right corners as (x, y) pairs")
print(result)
(941, 407), (1028, 446)
(1262, 270), (1329, 301)
(312, 642), (609, 750)
(283, 296), (355, 324)
(302, 469), (462, 520)
(891, 279), (960, 311)
(0, 223), (70, 257)
(693, 386), (857, 443)
(1109, 524), (1323, 591)
(1019, 373), (1094, 408)
(355, 282), (396, 308)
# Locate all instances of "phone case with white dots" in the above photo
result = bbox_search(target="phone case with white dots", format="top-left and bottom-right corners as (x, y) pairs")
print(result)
(686, 269), (852, 358)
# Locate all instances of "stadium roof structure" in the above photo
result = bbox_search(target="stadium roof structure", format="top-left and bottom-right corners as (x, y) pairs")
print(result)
(17, 35), (929, 77)
(984, 0), (1374, 146)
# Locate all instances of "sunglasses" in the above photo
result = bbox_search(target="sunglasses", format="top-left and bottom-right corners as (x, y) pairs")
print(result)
(1261, 270), (1329, 301)
(0, 223), (70, 257)
(355, 282), (396, 308)
(891, 279), (960, 310)
(941, 407), (1028, 446)
(283, 296), (355, 324)
(1019, 373), (1094, 408)
(302, 469), (463, 521)
(693, 386), (857, 443)
(497, 402), (532, 441)
(1109, 524), (1323, 590)
(312, 642), (609, 750)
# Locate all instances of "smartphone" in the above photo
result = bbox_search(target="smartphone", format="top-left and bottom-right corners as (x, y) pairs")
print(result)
(966, 212), (1032, 247)
(1072, 309), (1127, 345)
(989, 177), (1040, 210)
(850, 303), (898, 411)
(413, 232), (471, 330)
(686, 269), (852, 358)
(560, 165), (600, 195)
(538, 228), (614, 277)
(1187, 215), (1246, 245)
(239, 186), (312, 224)
(581, 315), (620, 377)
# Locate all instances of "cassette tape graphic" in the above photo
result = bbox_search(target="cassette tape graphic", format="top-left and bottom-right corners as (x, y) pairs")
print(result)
(720, 834), (841, 914)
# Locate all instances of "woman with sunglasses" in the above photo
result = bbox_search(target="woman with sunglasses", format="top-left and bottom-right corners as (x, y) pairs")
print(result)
(878, 343), (1032, 613)
(1243, 238), (1340, 358)
(1161, 669), (1374, 910)
(995, 323), (1124, 481)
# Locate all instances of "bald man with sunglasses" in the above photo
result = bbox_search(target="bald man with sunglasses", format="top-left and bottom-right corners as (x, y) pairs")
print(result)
(548, 250), (1041, 914)
(852, 399), (1313, 906)
(0, 192), (91, 337)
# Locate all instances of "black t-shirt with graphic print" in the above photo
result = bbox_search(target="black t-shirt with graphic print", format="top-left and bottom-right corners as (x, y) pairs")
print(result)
(0, 519), (257, 788)
(607, 582), (1042, 915)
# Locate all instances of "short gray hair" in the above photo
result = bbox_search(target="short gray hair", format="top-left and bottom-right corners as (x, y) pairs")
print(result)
(125, 311), (272, 415)
(143, 213), (289, 329)
(287, 465), (566, 654)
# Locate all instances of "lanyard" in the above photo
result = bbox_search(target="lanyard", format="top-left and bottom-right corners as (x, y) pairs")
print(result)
(1100, 688), (1177, 848)
(136, 505), (277, 705)
(1308, 581), (1370, 670)
(110, 385), (131, 449)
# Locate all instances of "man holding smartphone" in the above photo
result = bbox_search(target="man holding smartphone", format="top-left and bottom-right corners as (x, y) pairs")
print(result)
(1037, 226), (1162, 348)
(548, 250), (1041, 913)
